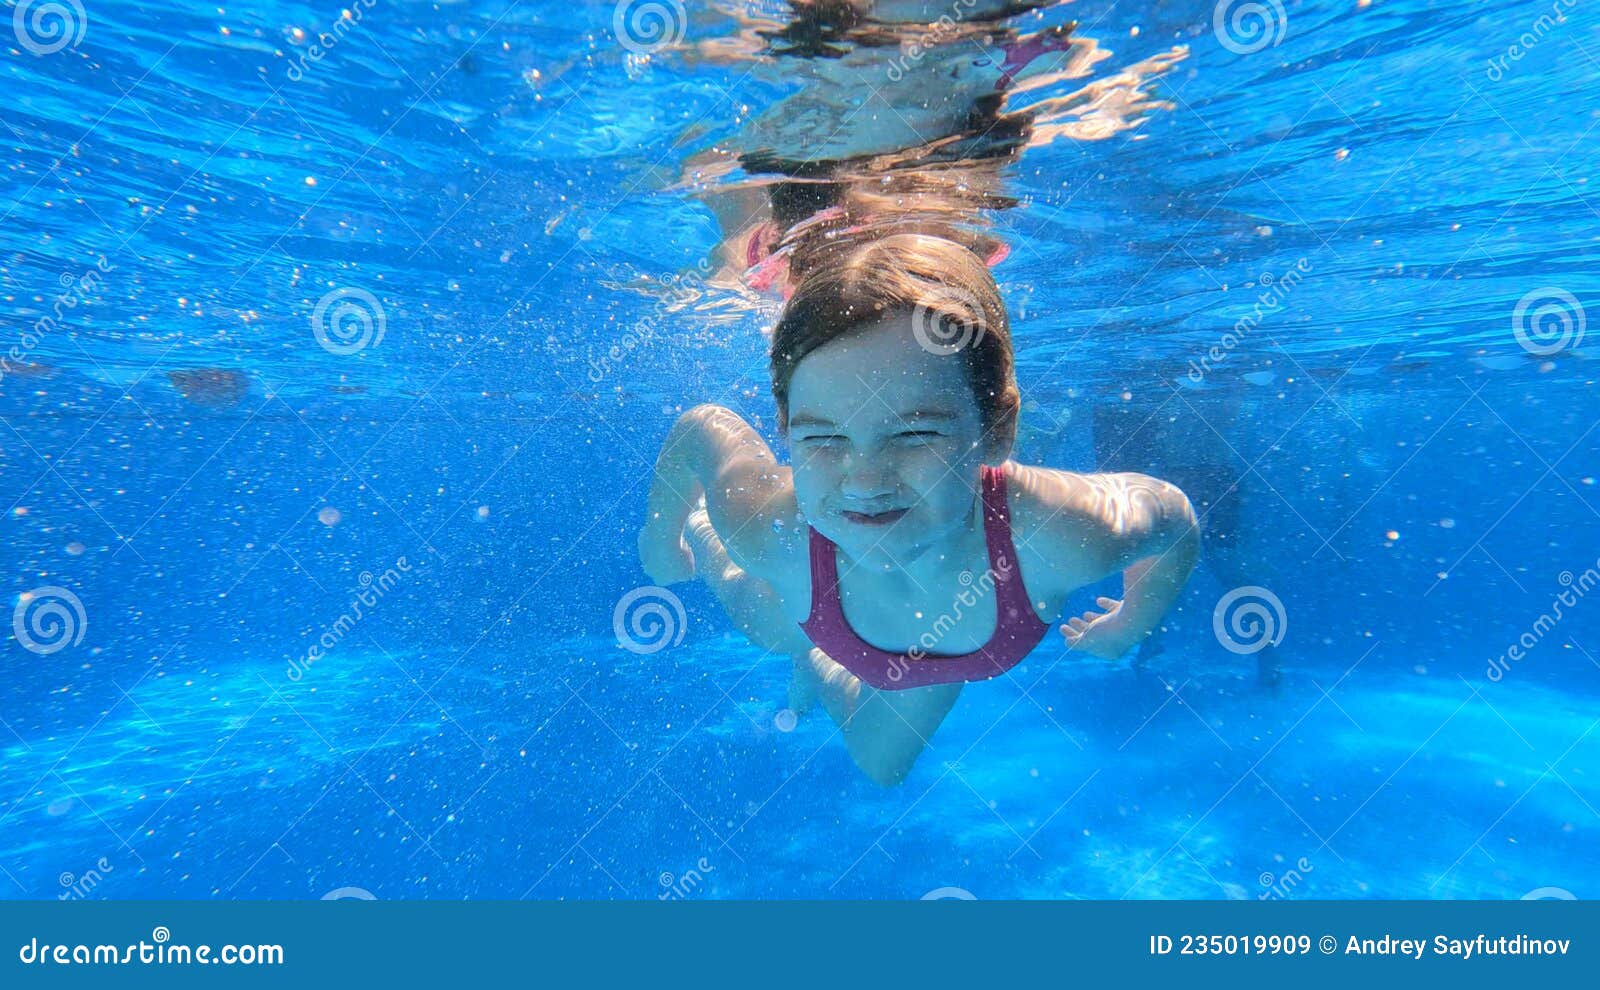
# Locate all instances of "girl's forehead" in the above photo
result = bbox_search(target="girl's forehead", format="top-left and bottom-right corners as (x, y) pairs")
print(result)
(788, 345), (976, 424)
(792, 316), (955, 380)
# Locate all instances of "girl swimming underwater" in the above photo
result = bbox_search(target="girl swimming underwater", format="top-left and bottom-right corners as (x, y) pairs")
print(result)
(639, 234), (1199, 786)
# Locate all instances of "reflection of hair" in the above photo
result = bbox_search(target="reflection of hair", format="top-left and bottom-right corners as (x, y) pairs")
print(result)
(771, 233), (1019, 450)
(778, 164), (1020, 282)
(761, 0), (1052, 57)
(760, 0), (872, 57)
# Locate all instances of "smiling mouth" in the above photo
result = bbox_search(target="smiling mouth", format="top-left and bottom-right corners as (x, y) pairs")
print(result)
(840, 507), (910, 527)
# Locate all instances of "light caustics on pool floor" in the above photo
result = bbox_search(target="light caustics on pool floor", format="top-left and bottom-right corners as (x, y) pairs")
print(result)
(1, 636), (1593, 900)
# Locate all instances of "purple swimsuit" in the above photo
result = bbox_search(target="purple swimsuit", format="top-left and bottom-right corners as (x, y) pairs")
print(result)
(800, 465), (1051, 691)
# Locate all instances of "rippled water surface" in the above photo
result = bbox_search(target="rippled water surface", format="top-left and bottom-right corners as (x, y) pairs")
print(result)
(2, 0), (1598, 899)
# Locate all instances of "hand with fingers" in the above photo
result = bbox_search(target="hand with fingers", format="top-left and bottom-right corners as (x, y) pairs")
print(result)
(1061, 596), (1140, 661)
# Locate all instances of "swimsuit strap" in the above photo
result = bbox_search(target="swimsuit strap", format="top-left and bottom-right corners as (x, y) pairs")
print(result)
(979, 461), (1017, 589)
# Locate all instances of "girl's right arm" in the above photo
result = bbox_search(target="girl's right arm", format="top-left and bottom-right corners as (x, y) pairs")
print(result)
(639, 404), (800, 588)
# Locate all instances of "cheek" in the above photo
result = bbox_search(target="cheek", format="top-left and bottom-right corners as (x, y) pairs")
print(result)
(791, 442), (849, 478)
(918, 474), (972, 514)
(895, 443), (964, 484)
(903, 448), (982, 510)
(788, 459), (832, 510)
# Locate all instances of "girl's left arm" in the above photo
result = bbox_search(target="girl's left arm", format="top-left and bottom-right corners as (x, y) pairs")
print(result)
(1017, 467), (1201, 658)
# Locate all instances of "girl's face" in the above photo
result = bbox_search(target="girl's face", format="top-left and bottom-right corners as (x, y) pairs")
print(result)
(784, 313), (992, 568)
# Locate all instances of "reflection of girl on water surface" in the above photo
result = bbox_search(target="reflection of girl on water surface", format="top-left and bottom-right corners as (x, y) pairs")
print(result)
(638, 2), (1212, 785)
(680, 0), (1184, 292)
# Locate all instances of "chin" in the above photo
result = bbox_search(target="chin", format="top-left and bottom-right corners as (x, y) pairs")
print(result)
(842, 523), (937, 564)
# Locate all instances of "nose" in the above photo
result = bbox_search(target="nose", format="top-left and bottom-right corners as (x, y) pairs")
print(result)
(838, 452), (895, 501)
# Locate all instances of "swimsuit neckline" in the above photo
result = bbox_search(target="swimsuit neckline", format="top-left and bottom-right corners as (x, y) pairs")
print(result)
(799, 463), (1052, 691)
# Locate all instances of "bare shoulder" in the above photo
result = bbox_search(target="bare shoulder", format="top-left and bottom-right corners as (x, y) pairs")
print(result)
(1002, 462), (1191, 593)
(1006, 463), (1186, 531)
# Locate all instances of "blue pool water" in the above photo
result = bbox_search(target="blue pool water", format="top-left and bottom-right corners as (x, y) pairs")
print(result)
(2, 0), (1598, 900)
